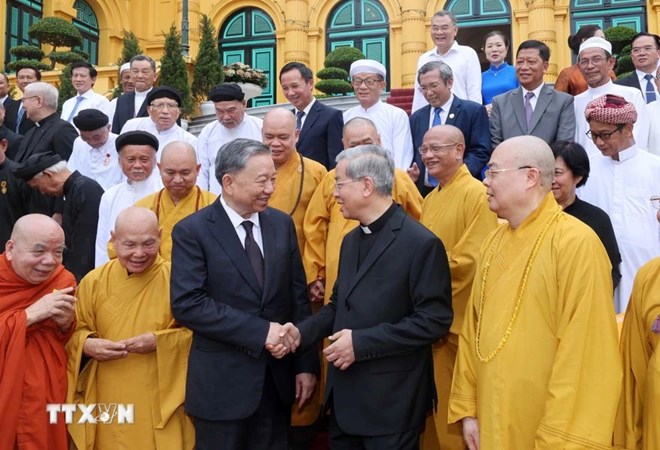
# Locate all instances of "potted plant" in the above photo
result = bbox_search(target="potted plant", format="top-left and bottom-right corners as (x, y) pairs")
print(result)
(191, 15), (223, 117)
(222, 62), (267, 100)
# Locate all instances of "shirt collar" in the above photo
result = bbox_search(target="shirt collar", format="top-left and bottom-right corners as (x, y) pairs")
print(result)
(522, 83), (544, 99)
(359, 99), (383, 113)
(220, 195), (261, 231)
(613, 144), (639, 162)
(299, 97), (316, 116)
(435, 40), (459, 57)
(360, 202), (396, 234)
(587, 80), (613, 97)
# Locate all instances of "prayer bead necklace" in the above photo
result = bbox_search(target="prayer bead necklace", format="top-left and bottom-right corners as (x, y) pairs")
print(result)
(288, 152), (305, 216)
(475, 210), (561, 363)
(154, 185), (202, 221)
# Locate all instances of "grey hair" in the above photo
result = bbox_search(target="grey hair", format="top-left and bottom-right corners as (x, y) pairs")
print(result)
(33, 160), (68, 178)
(24, 82), (58, 110)
(215, 138), (271, 183)
(417, 60), (453, 84)
(335, 144), (394, 196)
(130, 54), (157, 72)
(433, 10), (457, 25)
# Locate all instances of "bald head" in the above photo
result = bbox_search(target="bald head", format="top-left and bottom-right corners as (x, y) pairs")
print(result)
(161, 141), (197, 163)
(262, 108), (298, 168)
(158, 141), (201, 202)
(497, 136), (554, 189)
(421, 125), (465, 186)
(263, 108), (296, 131)
(6, 214), (64, 284)
(112, 207), (161, 273)
(342, 117), (381, 149)
(114, 207), (159, 236)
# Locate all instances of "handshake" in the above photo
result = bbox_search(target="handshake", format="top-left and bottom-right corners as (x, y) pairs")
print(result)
(264, 322), (301, 359)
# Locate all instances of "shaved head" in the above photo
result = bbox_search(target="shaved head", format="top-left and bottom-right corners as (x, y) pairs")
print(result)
(342, 117), (381, 149)
(497, 136), (554, 189)
(421, 125), (465, 185)
(112, 207), (161, 273)
(263, 108), (297, 131)
(114, 207), (159, 236)
(158, 141), (201, 202)
(161, 141), (197, 163)
(262, 108), (298, 168)
(11, 214), (63, 242)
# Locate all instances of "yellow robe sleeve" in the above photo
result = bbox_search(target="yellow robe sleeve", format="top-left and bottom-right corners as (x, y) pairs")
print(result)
(392, 169), (422, 220)
(302, 172), (334, 285)
(154, 324), (192, 428)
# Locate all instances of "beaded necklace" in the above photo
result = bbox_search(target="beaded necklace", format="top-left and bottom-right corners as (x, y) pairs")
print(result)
(287, 152), (305, 216)
(475, 210), (561, 363)
(154, 186), (202, 221)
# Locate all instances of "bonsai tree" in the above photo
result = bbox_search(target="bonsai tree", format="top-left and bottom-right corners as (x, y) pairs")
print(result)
(191, 14), (223, 105)
(7, 45), (50, 72)
(159, 24), (193, 117)
(28, 17), (83, 69)
(112, 30), (144, 98)
(315, 46), (365, 96)
(604, 26), (637, 77)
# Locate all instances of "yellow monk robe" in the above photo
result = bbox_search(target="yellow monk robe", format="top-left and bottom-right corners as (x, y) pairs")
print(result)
(66, 255), (194, 450)
(419, 164), (498, 450)
(449, 193), (622, 449)
(270, 152), (327, 255)
(135, 186), (216, 260)
(614, 257), (660, 450)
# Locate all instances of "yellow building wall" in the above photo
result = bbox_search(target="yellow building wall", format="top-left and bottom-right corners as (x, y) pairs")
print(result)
(2, 0), (659, 102)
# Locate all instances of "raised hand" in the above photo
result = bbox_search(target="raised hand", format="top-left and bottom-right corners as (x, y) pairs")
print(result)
(25, 287), (76, 330)
(406, 162), (420, 182)
(323, 329), (354, 370)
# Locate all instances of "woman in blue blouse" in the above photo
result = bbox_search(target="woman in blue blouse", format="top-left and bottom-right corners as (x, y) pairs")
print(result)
(481, 31), (518, 108)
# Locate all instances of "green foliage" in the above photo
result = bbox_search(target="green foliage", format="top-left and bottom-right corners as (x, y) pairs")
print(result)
(191, 14), (223, 104)
(324, 47), (365, 71)
(616, 55), (634, 75)
(118, 30), (143, 65)
(7, 59), (50, 72)
(28, 17), (82, 49)
(315, 79), (353, 95)
(58, 65), (76, 113)
(10, 45), (44, 60)
(317, 67), (348, 80)
(50, 51), (86, 66)
(604, 26), (636, 55)
(159, 24), (193, 117)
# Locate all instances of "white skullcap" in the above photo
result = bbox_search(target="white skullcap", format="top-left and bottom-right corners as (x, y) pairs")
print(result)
(579, 37), (612, 55)
(349, 59), (386, 78)
(120, 62), (131, 73)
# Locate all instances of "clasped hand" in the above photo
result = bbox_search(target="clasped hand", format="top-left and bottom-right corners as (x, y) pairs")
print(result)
(264, 322), (301, 358)
(83, 333), (157, 362)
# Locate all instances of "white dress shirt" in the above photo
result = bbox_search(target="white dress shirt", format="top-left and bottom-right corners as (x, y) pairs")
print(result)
(578, 145), (660, 312)
(61, 89), (112, 126)
(133, 89), (151, 117)
(295, 97), (316, 131)
(67, 133), (124, 190)
(120, 117), (198, 162)
(646, 101), (660, 156)
(412, 41), (482, 113)
(219, 195), (264, 254)
(343, 100), (414, 169)
(196, 114), (263, 194)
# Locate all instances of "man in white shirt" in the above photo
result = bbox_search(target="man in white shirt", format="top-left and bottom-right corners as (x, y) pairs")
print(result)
(578, 94), (660, 313)
(343, 59), (414, 170)
(60, 61), (111, 126)
(196, 83), (262, 194)
(94, 130), (162, 267)
(112, 55), (157, 134)
(120, 86), (197, 161)
(411, 10), (482, 113)
(614, 32), (660, 103)
(574, 37), (649, 155)
(70, 109), (123, 190)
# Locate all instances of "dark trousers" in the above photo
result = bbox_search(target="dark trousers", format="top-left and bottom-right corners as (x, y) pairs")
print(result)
(328, 413), (420, 450)
(193, 368), (290, 450)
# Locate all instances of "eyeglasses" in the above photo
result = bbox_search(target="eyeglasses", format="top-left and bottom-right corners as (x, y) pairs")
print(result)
(651, 196), (660, 210)
(578, 56), (608, 67)
(418, 82), (444, 93)
(20, 96), (40, 103)
(586, 125), (624, 142)
(631, 46), (658, 55)
(483, 165), (533, 179)
(351, 78), (381, 87)
(418, 143), (459, 155)
(334, 178), (362, 190)
(149, 103), (179, 110)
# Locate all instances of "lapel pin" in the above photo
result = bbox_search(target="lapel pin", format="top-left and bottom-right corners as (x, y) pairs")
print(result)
(449, 113), (455, 119)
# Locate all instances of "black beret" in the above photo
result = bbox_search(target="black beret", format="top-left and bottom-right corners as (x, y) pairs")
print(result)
(73, 109), (109, 131)
(146, 86), (182, 106)
(115, 130), (159, 152)
(13, 152), (63, 180)
(208, 83), (245, 102)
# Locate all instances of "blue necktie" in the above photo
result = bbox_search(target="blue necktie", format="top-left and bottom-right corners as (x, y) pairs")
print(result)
(427, 107), (442, 187)
(296, 110), (305, 131)
(15, 105), (25, 133)
(66, 96), (84, 122)
(644, 74), (656, 103)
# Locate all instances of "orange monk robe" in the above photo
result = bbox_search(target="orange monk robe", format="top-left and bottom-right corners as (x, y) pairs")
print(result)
(135, 186), (216, 260)
(419, 164), (498, 450)
(0, 253), (76, 450)
(449, 193), (622, 449)
(614, 257), (660, 450)
(66, 255), (194, 450)
(270, 152), (327, 255)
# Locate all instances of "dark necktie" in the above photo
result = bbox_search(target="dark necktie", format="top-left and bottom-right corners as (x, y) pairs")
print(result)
(15, 105), (25, 133)
(524, 91), (535, 129)
(241, 221), (264, 288)
(644, 74), (656, 103)
(296, 110), (305, 131)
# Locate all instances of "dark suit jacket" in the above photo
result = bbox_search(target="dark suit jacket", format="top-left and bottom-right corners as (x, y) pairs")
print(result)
(4, 100), (35, 136)
(297, 205), (453, 436)
(410, 97), (491, 193)
(1, 125), (23, 160)
(2, 97), (15, 108)
(13, 113), (78, 162)
(111, 91), (149, 134)
(295, 100), (344, 169)
(170, 201), (318, 421)
(490, 85), (575, 149)
(614, 73), (641, 91)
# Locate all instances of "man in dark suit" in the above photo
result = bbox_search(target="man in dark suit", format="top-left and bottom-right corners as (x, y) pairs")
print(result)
(12, 82), (78, 163)
(0, 102), (23, 159)
(111, 55), (157, 133)
(3, 66), (41, 135)
(409, 60), (490, 194)
(490, 40), (575, 149)
(170, 138), (318, 450)
(279, 62), (343, 169)
(280, 145), (453, 449)
(614, 32), (660, 103)
(0, 73), (14, 108)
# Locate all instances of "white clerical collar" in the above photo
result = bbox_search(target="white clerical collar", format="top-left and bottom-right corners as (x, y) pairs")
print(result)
(360, 225), (372, 234)
(613, 144), (639, 162)
(220, 195), (261, 230)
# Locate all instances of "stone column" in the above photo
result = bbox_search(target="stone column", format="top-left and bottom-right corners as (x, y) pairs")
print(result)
(283, 0), (310, 65)
(525, 0), (558, 79)
(400, 2), (427, 87)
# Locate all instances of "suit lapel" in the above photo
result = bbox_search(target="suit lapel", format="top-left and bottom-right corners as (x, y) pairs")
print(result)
(298, 102), (321, 147)
(207, 201), (263, 297)
(259, 210), (277, 306)
(511, 89), (528, 133)
(528, 86), (551, 132)
(445, 98), (462, 126)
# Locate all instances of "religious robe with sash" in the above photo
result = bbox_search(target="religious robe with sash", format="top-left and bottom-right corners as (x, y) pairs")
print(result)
(135, 186), (217, 260)
(269, 152), (327, 259)
(66, 255), (194, 450)
(449, 193), (622, 449)
(0, 253), (76, 450)
(614, 257), (660, 450)
(419, 164), (498, 450)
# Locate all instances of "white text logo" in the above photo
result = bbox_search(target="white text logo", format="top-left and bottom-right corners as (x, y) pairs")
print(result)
(47, 404), (134, 424)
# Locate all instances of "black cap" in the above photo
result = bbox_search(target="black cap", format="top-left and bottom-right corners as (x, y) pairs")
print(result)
(73, 109), (109, 131)
(13, 152), (63, 180)
(115, 130), (159, 152)
(208, 83), (245, 102)
(146, 86), (182, 106)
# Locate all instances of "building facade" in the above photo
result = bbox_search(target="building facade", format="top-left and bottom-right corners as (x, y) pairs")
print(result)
(2, 0), (659, 105)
